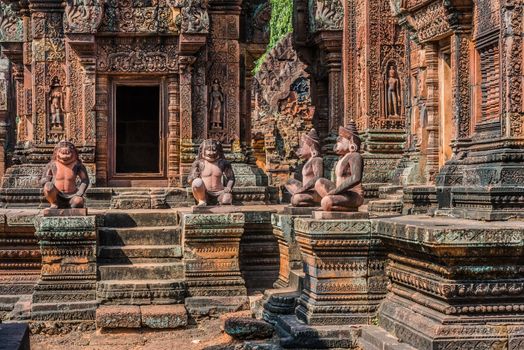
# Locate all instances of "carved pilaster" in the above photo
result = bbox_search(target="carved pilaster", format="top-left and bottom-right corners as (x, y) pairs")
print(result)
(179, 55), (196, 183)
(95, 75), (109, 185)
(424, 43), (439, 183)
(167, 75), (181, 186)
(501, 1), (524, 138)
(451, 31), (472, 143)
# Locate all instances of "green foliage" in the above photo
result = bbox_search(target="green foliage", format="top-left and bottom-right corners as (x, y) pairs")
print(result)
(253, 0), (293, 74)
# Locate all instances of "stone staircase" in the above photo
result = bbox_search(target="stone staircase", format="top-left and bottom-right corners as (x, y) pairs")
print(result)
(368, 185), (404, 215)
(359, 326), (416, 350)
(96, 210), (188, 329)
(97, 210), (186, 305)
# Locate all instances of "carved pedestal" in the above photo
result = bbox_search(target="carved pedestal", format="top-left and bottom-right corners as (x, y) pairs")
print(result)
(183, 213), (247, 297)
(0, 212), (41, 320)
(31, 216), (97, 322)
(271, 213), (306, 289)
(376, 215), (524, 349)
(294, 218), (387, 326)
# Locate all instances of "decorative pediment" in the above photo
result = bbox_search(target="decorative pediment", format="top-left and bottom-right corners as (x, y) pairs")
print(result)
(390, 0), (473, 42)
(170, 0), (209, 34)
(64, 0), (105, 34)
(0, 1), (22, 42)
(309, 0), (343, 32)
(99, 0), (178, 34)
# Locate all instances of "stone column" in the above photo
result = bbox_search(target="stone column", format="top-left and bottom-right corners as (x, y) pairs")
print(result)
(31, 215), (97, 322)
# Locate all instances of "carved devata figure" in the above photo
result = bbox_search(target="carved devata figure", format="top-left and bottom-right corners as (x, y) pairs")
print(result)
(188, 139), (235, 206)
(385, 65), (401, 117)
(209, 79), (224, 129)
(285, 129), (323, 207)
(315, 121), (364, 211)
(40, 141), (90, 209)
(48, 77), (64, 129)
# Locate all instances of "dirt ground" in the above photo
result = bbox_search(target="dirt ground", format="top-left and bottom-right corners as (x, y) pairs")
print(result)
(30, 318), (247, 350)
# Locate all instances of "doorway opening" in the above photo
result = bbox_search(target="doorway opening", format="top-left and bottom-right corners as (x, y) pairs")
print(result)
(115, 85), (160, 175)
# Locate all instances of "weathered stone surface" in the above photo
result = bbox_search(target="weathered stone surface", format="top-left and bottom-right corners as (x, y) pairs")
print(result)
(224, 317), (274, 340)
(271, 214), (304, 289)
(276, 314), (361, 349)
(140, 304), (187, 329)
(219, 310), (253, 330)
(96, 305), (141, 329)
(42, 208), (88, 216)
(0, 323), (30, 350)
(312, 211), (369, 220)
(185, 296), (250, 319)
(375, 215), (524, 349)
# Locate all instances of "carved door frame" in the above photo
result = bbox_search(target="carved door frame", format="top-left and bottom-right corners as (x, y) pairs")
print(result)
(107, 76), (168, 186)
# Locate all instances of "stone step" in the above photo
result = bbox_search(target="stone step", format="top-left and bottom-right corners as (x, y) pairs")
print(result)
(359, 326), (416, 350)
(97, 279), (186, 305)
(98, 226), (181, 246)
(99, 245), (183, 260)
(98, 262), (184, 281)
(102, 211), (179, 228)
(96, 304), (188, 329)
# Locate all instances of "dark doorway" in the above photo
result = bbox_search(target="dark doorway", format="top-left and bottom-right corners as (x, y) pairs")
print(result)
(115, 85), (160, 174)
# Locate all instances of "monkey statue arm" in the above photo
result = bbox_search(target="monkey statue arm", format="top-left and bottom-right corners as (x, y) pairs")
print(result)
(75, 162), (90, 197)
(187, 160), (202, 185)
(221, 161), (235, 194)
(40, 162), (54, 187)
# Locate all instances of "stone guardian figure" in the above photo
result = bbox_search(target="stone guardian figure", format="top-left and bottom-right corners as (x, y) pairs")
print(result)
(188, 139), (235, 206)
(285, 128), (323, 207)
(40, 140), (90, 209)
(315, 121), (364, 211)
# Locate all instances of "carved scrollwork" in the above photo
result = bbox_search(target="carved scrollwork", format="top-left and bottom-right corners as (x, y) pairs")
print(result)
(0, 1), (22, 42)
(64, 0), (105, 34)
(170, 0), (209, 34)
